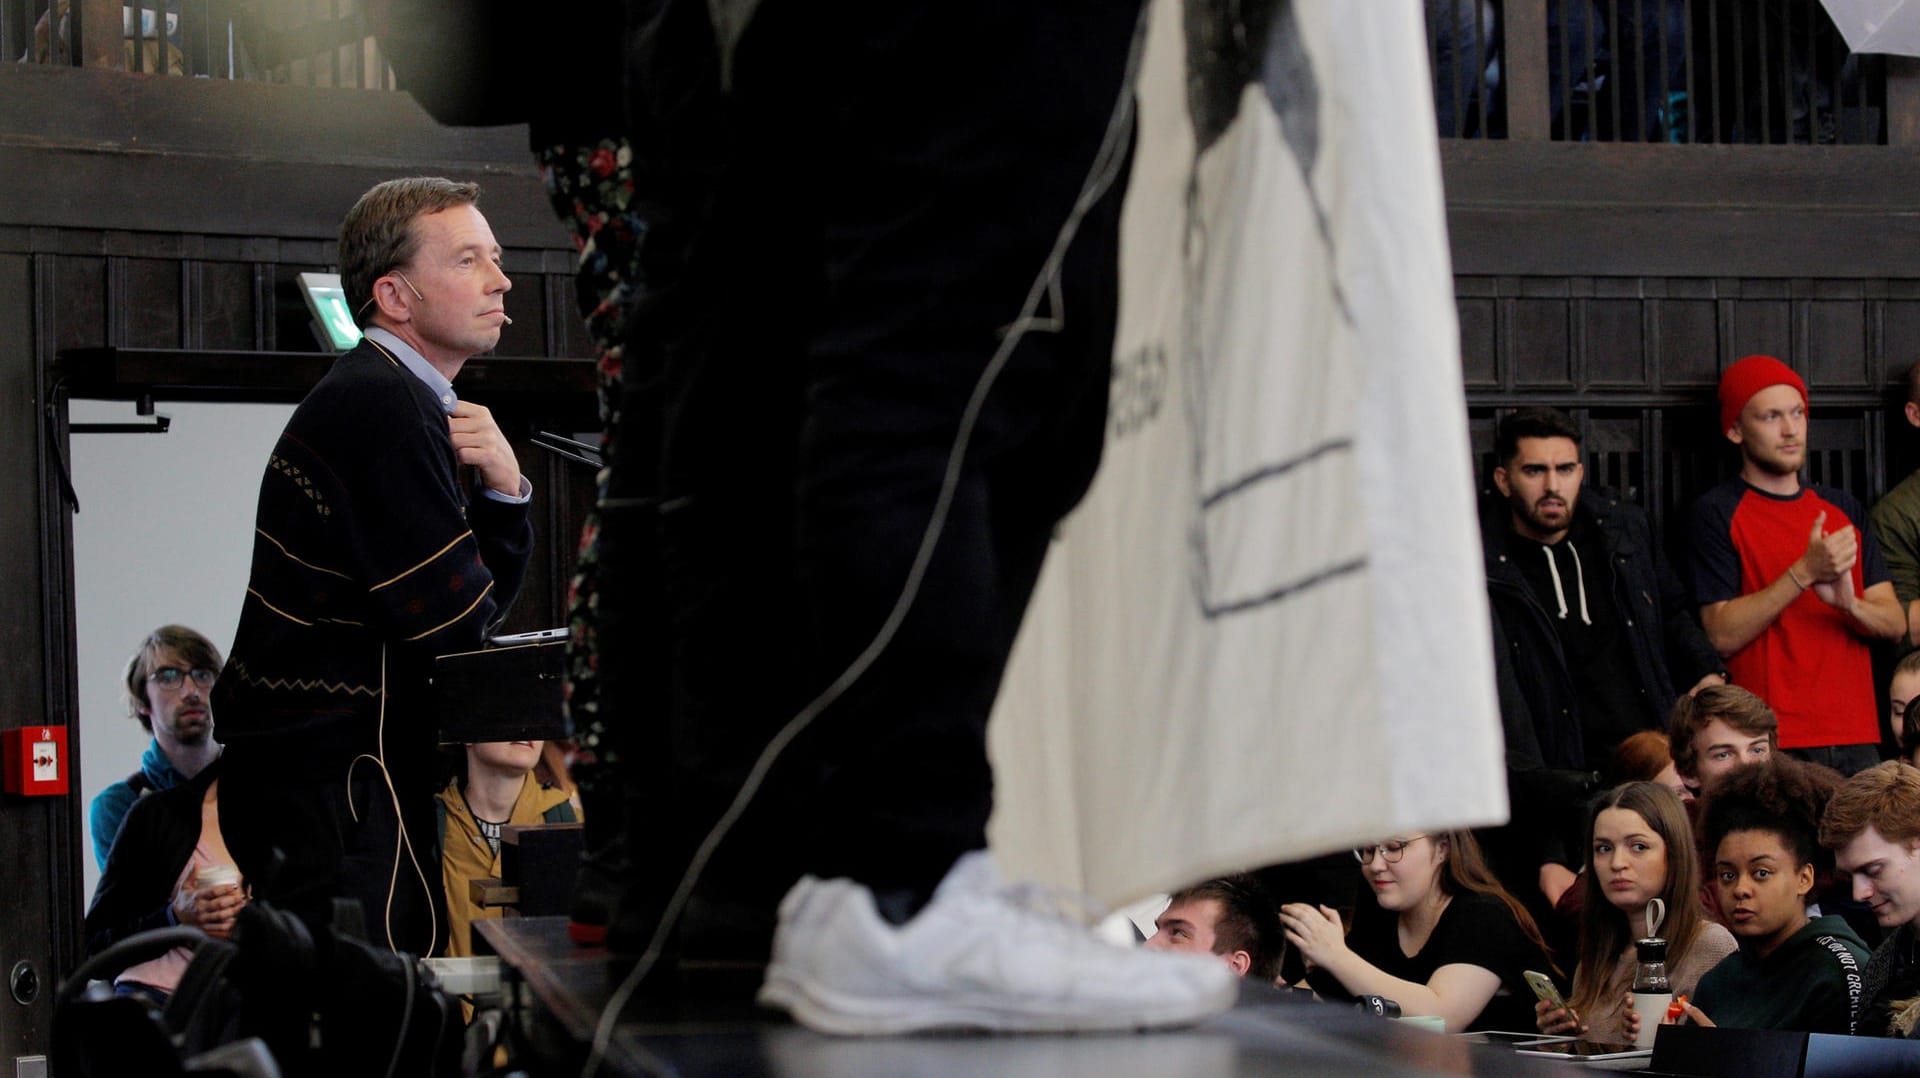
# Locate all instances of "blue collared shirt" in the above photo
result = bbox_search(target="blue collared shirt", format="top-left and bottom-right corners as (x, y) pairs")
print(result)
(363, 327), (531, 504)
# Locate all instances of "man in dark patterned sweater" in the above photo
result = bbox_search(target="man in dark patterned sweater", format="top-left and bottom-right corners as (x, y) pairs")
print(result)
(211, 177), (532, 955)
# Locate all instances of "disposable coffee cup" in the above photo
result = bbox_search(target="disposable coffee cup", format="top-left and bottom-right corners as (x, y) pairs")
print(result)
(1630, 991), (1671, 1048)
(194, 864), (241, 890)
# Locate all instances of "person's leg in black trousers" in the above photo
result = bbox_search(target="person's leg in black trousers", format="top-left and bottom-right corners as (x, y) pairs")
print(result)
(742, 0), (1237, 1034)
(783, 0), (1134, 920)
(602, 0), (1236, 1031)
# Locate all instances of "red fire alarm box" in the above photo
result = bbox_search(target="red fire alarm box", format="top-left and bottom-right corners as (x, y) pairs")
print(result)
(3, 726), (68, 796)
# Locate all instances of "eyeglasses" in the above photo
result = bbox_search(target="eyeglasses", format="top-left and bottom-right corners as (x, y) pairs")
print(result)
(149, 666), (216, 690)
(1354, 835), (1429, 865)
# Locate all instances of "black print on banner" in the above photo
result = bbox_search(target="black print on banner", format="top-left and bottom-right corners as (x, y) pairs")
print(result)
(1110, 344), (1167, 439)
(1184, 0), (1318, 174)
(1180, 0), (1362, 619)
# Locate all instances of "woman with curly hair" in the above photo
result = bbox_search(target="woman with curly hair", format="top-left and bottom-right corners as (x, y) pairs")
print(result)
(1677, 762), (1867, 1034)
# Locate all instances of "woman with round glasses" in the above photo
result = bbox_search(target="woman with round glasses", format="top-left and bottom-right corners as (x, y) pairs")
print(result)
(1536, 782), (1736, 1041)
(1283, 828), (1553, 1032)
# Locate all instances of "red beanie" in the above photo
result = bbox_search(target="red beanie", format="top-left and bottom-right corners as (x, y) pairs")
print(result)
(1718, 354), (1807, 434)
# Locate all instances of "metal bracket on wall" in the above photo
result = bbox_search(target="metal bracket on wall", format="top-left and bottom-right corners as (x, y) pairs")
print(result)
(69, 394), (171, 435)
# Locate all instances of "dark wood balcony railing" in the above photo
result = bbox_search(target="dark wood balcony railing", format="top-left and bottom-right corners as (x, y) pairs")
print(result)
(7, 0), (393, 87)
(1432, 0), (1920, 145)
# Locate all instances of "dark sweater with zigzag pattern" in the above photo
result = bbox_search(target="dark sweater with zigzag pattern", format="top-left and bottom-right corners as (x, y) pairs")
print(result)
(211, 338), (532, 767)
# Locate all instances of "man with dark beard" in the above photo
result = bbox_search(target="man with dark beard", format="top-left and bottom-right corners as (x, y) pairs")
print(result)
(1691, 355), (1903, 777)
(1481, 407), (1724, 924)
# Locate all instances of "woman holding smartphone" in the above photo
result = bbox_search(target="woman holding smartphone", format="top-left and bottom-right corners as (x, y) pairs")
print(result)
(1535, 782), (1737, 1041)
(1284, 828), (1552, 1032)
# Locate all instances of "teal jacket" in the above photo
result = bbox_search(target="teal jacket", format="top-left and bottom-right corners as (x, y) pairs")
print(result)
(87, 738), (187, 871)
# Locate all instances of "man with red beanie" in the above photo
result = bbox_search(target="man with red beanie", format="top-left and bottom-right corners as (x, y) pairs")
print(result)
(1688, 354), (1904, 776)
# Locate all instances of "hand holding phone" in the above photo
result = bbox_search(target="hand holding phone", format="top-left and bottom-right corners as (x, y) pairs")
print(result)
(1524, 970), (1567, 1010)
(1526, 970), (1581, 1034)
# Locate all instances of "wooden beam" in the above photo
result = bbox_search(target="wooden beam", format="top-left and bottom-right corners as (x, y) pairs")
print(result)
(1502, 0), (1550, 141)
(0, 64), (556, 245)
(469, 878), (519, 908)
(75, 0), (124, 71)
(55, 348), (598, 404)
(1890, 56), (1920, 147)
(1443, 141), (1920, 277)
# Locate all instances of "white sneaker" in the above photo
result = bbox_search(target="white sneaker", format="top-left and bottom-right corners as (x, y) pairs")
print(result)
(756, 851), (1238, 1035)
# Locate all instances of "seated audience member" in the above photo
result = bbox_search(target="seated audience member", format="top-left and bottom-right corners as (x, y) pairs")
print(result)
(536, 738), (583, 818)
(1892, 651), (1920, 757)
(1822, 761), (1920, 1036)
(1284, 829), (1552, 1032)
(1144, 874), (1283, 981)
(1675, 764), (1865, 1035)
(1901, 702), (1920, 771)
(84, 761), (246, 1005)
(1612, 731), (1692, 805)
(89, 626), (224, 870)
(1536, 782), (1736, 1042)
(439, 739), (578, 957)
(1668, 684), (1776, 798)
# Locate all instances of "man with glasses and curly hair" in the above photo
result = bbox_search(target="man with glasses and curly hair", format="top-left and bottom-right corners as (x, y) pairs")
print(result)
(88, 625), (224, 871)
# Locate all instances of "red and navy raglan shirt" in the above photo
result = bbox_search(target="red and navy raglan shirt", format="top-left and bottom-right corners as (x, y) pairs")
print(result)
(1688, 478), (1887, 749)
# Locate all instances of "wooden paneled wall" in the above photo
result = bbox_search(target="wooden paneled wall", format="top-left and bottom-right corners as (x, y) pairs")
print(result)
(1462, 275), (1920, 545)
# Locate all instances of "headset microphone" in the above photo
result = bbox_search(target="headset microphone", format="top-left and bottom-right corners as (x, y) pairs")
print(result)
(500, 314), (513, 325)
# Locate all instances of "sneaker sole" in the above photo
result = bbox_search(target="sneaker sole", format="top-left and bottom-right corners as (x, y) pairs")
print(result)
(756, 964), (1236, 1036)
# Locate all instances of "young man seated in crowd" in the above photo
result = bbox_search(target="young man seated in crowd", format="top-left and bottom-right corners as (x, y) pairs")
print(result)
(1669, 684), (1777, 798)
(1890, 651), (1920, 768)
(1143, 874), (1283, 982)
(439, 739), (577, 957)
(90, 626), (225, 871)
(1675, 763), (1865, 1035)
(1823, 761), (1920, 1037)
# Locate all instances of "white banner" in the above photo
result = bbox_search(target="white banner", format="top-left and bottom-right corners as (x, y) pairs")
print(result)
(988, 0), (1508, 905)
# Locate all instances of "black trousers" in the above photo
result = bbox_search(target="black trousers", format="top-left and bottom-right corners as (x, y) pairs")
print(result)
(605, 0), (1141, 926)
(219, 725), (445, 957)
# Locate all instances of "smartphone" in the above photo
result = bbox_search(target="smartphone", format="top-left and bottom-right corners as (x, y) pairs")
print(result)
(1523, 969), (1567, 1012)
(1513, 1040), (1651, 1061)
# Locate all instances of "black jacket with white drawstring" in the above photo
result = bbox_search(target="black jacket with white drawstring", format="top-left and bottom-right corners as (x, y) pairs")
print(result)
(1480, 488), (1725, 874)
